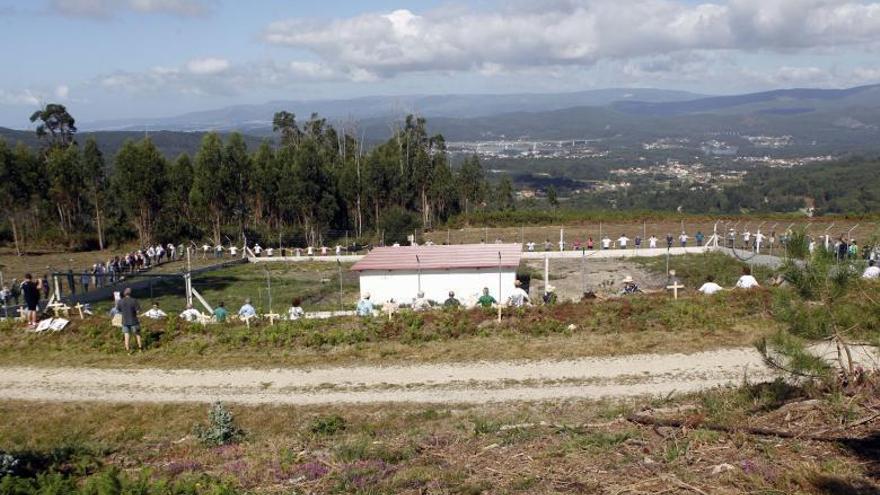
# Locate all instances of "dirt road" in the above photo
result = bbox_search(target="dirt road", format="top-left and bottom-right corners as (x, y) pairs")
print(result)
(1, 344), (871, 405)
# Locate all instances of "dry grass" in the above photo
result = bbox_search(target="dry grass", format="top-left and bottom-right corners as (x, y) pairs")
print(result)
(2, 377), (878, 494)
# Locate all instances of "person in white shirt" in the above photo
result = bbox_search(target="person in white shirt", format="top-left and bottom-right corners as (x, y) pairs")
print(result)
(526, 241), (536, 252)
(617, 235), (630, 249)
(238, 299), (257, 319)
(179, 303), (202, 322)
(735, 266), (760, 289)
(558, 240), (565, 252)
(862, 261), (880, 279)
(253, 244), (263, 256)
(679, 232), (688, 247)
(142, 302), (167, 319)
(230, 246), (239, 257)
(411, 291), (432, 312)
(648, 235), (658, 249)
(287, 298), (305, 320)
(601, 236), (612, 250)
(201, 244), (210, 258)
(507, 280), (530, 307)
(742, 231), (752, 250)
(306, 246), (314, 256)
(266, 247), (274, 257)
(755, 232), (766, 252)
(320, 246), (328, 255)
(808, 240), (816, 254)
(698, 276), (723, 295)
(335, 245), (342, 256)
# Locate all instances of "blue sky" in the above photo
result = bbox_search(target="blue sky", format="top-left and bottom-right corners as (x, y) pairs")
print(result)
(1, 0), (879, 127)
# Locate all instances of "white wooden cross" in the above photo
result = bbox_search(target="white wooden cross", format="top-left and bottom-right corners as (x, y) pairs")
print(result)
(264, 313), (280, 326)
(666, 281), (685, 300)
(73, 303), (86, 320)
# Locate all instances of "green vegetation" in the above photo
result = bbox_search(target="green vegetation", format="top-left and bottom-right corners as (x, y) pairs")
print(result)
(1, 377), (878, 494)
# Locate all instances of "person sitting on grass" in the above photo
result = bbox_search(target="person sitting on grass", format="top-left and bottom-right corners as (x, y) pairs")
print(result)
(179, 303), (202, 322)
(735, 266), (760, 289)
(356, 293), (374, 316)
(476, 287), (497, 309)
(213, 301), (229, 322)
(116, 288), (143, 354)
(542, 285), (558, 305)
(862, 260), (880, 280)
(142, 301), (167, 319)
(508, 280), (530, 307)
(698, 275), (723, 295)
(620, 276), (642, 295)
(412, 291), (432, 312)
(287, 297), (305, 320)
(443, 291), (461, 308)
(238, 299), (257, 320)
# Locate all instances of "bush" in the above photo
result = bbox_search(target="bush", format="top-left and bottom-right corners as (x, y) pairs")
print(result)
(195, 402), (243, 446)
(310, 415), (347, 436)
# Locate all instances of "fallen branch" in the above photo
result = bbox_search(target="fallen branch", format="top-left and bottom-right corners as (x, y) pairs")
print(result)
(625, 414), (842, 442)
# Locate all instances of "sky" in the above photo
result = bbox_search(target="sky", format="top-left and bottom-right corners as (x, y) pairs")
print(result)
(1, 0), (880, 127)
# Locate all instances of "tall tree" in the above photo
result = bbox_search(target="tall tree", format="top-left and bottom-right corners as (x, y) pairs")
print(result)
(0, 140), (30, 255)
(272, 111), (302, 146)
(250, 140), (278, 229)
(44, 145), (84, 246)
(82, 138), (107, 250)
(190, 133), (231, 245)
(457, 155), (486, 215)
(224, 133), (251, 240)
(29, 104), (77, 148)
(113, 139), (168, 246)
(547, 185), (559, 209)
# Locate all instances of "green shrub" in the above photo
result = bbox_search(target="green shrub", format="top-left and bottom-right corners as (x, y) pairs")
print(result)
(194, 402), (243, 446)
(310, 415), (347, 436)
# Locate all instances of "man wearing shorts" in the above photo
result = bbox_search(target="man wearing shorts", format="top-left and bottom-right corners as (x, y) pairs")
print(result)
(21, 273), (41, 328)
(116, 288), (143, 353)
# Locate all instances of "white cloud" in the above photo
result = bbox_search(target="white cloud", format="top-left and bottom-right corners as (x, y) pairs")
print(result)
(54, 84), (70, 99)
(186, 57), (230, 75)
(262, 1), (880, 78)
(0, 89), (42, 106)
(50, 0), (210, 18)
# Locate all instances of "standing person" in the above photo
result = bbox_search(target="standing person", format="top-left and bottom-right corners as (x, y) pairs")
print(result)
(755, 231), (766, 253)
(695, 231), (705, 247)
(544, 239), (552, 251)
(80, 271), (91, 293)
(837, 237), (849, 262)
(526, 241), (536, 252)
(634, 236), (642, 249)
(116, 288), (143, 353)
(649, 235), (658, 249)
(66, 269), (76, 296)
(601, 236), (612, 250)
(679, 231), (689, 247)
(254, 243), (263, 257)
(665, 233), (674, 249)
(230, 245), (239, 257)
(21, 274), (41, 328)
(617, 234), (630, 249)
(587, 237), (594, 250)
(742, 231), (752, 250)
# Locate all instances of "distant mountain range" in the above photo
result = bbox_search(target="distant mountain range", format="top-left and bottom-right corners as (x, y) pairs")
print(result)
(79, 88), (705, 132)
(3, 84), (880, 158)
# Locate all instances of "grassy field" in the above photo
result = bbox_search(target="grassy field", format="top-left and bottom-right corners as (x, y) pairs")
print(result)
(1, 376), (878, 494)
(85, 261), (361, 315)
(0, 289), (779, 368)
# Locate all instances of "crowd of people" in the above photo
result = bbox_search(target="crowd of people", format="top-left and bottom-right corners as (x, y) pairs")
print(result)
(523, 231), (708, 252)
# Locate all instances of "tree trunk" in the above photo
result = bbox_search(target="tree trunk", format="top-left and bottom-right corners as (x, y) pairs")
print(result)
(10, 215), (21, 256)
(94, 191), (104, 251)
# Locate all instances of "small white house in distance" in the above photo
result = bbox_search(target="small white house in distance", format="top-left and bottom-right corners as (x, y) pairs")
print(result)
(351, 244), (522, 306)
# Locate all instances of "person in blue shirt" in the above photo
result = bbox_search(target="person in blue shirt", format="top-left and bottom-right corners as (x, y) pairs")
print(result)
(695, 231), (705, 246)
(238, 298), (257, 319)
(356, 293), (374, 316)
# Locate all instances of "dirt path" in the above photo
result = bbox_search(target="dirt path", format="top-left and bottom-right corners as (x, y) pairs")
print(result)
(0, 344), (872, 406)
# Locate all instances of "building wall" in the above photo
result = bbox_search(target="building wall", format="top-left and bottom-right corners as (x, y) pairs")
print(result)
(359, 268), (517, 306)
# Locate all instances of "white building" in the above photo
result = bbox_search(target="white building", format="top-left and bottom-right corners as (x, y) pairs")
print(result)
(352, 244), (522, 306)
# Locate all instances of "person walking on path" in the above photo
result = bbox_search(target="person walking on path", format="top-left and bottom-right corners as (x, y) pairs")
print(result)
(116, 288), (143, 354)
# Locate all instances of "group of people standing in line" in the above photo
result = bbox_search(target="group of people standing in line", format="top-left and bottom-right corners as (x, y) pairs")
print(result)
(525, 231), (706, 252)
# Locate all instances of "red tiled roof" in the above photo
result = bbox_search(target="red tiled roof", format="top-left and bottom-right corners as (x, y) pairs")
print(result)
(351, 244), (522, 271)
